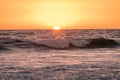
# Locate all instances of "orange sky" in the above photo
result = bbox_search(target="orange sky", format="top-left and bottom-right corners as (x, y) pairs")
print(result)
(0, 0), (120, 29)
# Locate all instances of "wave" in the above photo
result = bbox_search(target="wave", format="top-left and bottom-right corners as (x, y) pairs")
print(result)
(32, 37), (119, 49)
(0, 37), (119, 50)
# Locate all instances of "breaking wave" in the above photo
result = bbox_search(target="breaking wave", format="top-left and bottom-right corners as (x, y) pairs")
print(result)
(0, 37), (119, 50)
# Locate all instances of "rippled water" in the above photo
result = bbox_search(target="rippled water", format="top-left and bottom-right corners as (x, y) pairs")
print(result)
(0, 29), (120, 80)
(0, 29), (120, 39)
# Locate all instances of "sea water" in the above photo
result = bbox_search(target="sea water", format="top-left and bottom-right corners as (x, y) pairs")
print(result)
(0, 29), (120, 80)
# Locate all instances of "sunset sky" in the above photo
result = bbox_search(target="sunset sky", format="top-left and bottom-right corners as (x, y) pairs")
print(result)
(0, 0), (120, 29)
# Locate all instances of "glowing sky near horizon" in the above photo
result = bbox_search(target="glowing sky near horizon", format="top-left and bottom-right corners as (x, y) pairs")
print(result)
(0, 0), (120, 29)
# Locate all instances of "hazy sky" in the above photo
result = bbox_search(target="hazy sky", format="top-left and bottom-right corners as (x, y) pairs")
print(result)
(0, 0), (120, 29)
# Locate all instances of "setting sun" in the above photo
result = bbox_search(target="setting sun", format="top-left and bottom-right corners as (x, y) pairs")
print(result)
(53, 26), (61, 30)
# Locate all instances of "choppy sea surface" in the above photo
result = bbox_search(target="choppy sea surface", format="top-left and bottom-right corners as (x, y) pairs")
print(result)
(0, 29), (120, 80)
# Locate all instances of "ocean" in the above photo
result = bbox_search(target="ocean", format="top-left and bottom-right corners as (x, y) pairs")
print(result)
(0, 29), (120, 80)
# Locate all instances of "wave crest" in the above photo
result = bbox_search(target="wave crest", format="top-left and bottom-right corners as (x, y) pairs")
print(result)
(0, 37), (119, 50)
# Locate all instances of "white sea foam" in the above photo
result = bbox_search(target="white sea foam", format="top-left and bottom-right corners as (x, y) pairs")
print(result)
(70, 39), (90, 47)
(28, 38), (90, 49)
(38, 39), (70, 49)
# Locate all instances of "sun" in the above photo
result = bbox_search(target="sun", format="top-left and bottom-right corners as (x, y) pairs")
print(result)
(53, 26), (61, 30)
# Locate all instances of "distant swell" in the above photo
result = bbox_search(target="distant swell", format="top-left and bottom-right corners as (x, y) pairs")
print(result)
(0, 37), (119, 51)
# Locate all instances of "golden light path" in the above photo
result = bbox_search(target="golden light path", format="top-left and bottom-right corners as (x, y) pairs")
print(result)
(52, 26), (62, 38)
